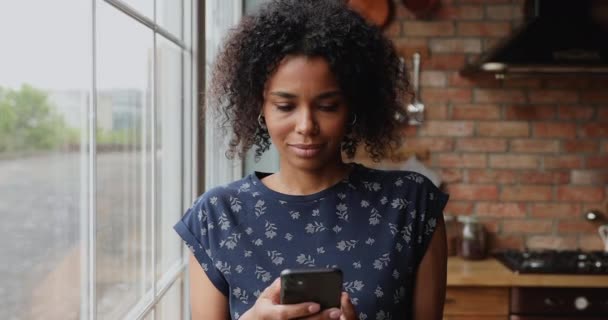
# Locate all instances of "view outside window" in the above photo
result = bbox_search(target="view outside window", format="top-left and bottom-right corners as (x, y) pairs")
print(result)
(0, 1), (195, 319)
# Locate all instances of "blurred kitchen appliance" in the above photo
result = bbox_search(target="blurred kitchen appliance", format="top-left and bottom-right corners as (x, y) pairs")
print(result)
(494, 249), (608, 275)
(510, 287), (608, 319)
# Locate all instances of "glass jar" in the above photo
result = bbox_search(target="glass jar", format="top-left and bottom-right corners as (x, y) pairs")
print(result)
(444, 214), (458, 256)
(457, 215), (487, 260)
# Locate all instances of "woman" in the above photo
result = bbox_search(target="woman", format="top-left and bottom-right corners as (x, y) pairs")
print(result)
(174, 0), (448, 319)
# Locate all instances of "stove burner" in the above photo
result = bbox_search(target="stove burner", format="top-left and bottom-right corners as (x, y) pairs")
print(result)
(494, 249), (608, 274)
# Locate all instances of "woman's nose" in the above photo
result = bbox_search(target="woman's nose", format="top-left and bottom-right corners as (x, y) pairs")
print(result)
(295, 109), (319, 135)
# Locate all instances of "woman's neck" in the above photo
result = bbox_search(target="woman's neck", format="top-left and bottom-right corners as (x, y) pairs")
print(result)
(263, 161), (352, 196)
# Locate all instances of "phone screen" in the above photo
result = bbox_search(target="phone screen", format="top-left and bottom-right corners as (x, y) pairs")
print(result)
(280, 268), (342, 310)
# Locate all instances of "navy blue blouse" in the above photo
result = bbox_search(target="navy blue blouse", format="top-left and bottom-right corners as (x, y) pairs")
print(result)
(174, 163), (449, 320)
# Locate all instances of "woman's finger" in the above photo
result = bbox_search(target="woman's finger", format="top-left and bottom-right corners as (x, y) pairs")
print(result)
(340, 292), (356, 320)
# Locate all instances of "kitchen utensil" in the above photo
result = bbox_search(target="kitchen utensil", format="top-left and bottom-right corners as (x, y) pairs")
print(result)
(348, 0), (391, 29)
(599, 224), (608, 252)
(406, 53), (424, 126)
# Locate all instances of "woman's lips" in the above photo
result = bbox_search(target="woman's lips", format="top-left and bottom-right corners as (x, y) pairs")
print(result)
(288, 144), (323, 158)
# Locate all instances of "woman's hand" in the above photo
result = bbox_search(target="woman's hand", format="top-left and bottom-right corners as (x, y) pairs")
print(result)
(338, 292), (357, 320)
(240, 278), (347, 320)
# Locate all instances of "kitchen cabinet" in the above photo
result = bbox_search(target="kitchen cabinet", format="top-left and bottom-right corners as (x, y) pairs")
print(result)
(443, 287), (509, 320)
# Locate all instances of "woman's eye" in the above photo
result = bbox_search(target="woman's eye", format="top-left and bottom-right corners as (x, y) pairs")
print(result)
(318, 104), (338, 111)
(275, 104), (294, 111)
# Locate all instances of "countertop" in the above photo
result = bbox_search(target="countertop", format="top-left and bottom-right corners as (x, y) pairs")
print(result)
(447, 256), (608, 288)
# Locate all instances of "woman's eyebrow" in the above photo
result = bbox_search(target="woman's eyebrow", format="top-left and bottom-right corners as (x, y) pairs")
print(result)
(268, 90), (342, 99)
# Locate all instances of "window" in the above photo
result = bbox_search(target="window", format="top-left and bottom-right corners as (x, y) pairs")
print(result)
(0, 0), (197, 319)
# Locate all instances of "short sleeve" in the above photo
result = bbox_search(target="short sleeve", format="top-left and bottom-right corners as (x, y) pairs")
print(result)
(413, 178), (449, 267)
(173, 198), (229, 296)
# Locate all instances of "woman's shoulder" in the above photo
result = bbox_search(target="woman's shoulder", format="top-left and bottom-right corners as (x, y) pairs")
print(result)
(189, 175), (258, 212)
(353, 163), (437, 190)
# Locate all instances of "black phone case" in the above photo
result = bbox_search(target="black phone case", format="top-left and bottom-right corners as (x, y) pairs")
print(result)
(279, 268), (342, 310)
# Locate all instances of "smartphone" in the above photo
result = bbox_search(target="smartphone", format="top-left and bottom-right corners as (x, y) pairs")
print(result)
(280, 267), (343, 310)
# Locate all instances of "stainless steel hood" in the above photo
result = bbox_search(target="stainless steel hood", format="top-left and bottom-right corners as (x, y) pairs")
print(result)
(462, 0), (608, 76)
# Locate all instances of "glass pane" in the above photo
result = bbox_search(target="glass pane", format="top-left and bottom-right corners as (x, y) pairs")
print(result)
(96, 2), (153, 319)
(184, 0), (193, 48)
(156, 278), (184, 320)
(156, 36), (184, 280)
(0, 1), (91, 319)
(157, 0), (183, 40)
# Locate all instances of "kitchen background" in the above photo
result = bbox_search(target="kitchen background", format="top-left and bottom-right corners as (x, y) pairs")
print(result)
(351, 0), (608, 253)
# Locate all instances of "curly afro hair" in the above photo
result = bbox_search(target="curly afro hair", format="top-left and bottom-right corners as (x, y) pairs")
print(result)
(208, 0), (409, 162)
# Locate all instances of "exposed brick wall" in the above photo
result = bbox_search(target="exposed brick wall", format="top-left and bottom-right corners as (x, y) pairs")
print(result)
(368, 0), (608, 251)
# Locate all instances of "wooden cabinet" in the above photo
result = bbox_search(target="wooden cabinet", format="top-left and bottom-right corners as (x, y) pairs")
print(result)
(443, 287), (509, 320)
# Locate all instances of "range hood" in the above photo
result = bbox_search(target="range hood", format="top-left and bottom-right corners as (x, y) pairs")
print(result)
(462, 0), (608, 76)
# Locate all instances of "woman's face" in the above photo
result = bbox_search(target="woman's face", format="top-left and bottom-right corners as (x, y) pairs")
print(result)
(262, 55), (349, 172)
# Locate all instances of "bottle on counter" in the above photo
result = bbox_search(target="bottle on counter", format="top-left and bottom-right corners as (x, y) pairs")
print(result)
(457, 215), (487, 260)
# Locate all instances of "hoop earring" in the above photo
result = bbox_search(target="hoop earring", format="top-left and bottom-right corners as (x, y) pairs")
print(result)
(257, 114), (267, 129)
(349, 114), (357, 126)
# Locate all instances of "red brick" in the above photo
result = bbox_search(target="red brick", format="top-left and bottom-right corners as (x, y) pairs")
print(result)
(528, 90), (579, 104)
(485, 4), (522, 20)
(448, 72), (500, 88)
(394, 38), (430, 60)
(448, 184), (499, 200)
(426, 54), (467, 70)
(530, 203), (582, 218)
(435, 5), (484, 20)
(557, 220), (599, 233)
(420, 71), (448, 87)
(503, 78), (542, 88)
(504, 105), (556, 121)
(383, 21), (401, 37)
(424, 103), (449, 120)
(402, 137), (454, 152)
(589, 78), (608, 89)
(544, 155), (583, 169)
(557, 186), (605, 202)
(419, 121), (474, 136)
(452, 104), (501, 120)
(579, 235), (605, 251)
(439, 168), (463, 184)
(399, 125), (418, 137)
(436, 153), (487, 168)
(468, 169), (518, 184)
(394, 3), (417, 19)
(519, 171), (570, 185)
(542, 77), (589, 89)
(586, 155), (608, 168)
(456, 138), (507, 152)
(444, 201), (474, 216)
(476, 202), (527, 218)
(558, 105), (595, 120)
(603, 141), (608, 152)
(510, 139), (559, 153)
(429, 39), (482, 53)
(503, 220), (553, 234)
(421, 88), (473, 103)
(533, 123), (577, 138)
(482, 38), (502, 51)
(456, 21), (511, 36)
(581, 91), (608, 103)
(563, 140), (599, 153)
(478, 121), (530, 137)
(474, 89), (526, 103)
(580, 123), (608, 138)
(598, 107), (608, 121)
(490, 154), (539, 169)
(402, 21), (455, 36)
(501, 185), (553, 201)
(571, 170), (608, 185)
(526, 236), (578, 250)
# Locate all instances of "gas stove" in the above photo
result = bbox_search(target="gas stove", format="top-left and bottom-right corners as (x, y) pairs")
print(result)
(494, 249), (608, 274)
